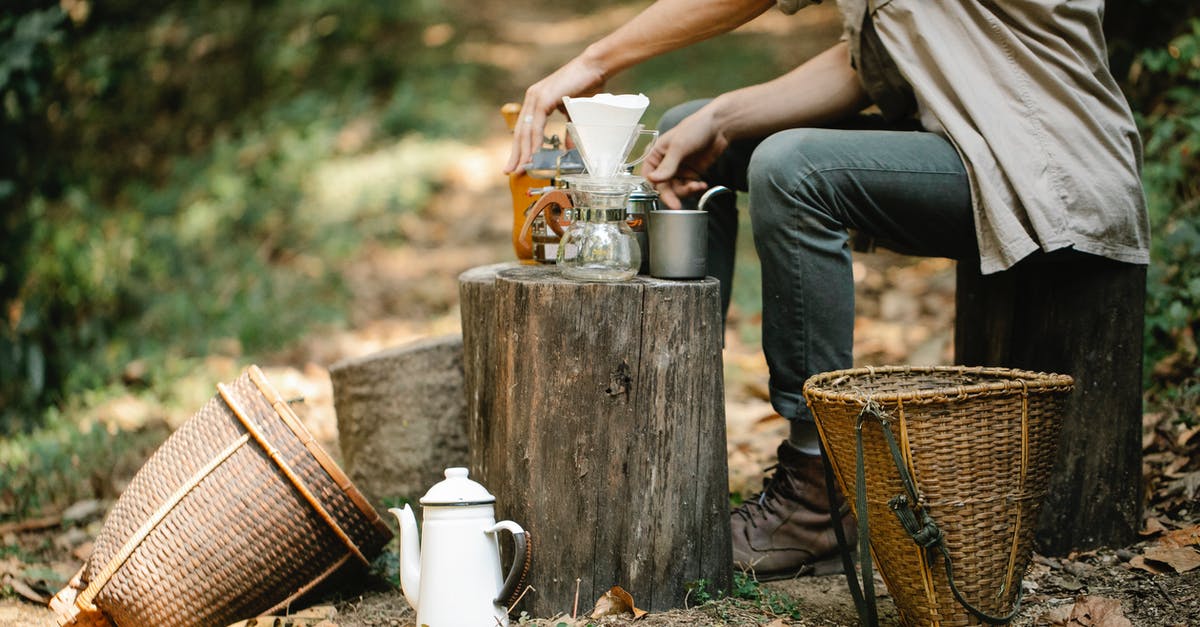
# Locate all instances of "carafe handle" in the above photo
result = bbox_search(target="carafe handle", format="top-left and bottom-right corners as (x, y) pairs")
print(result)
(486, 520), (531, 609)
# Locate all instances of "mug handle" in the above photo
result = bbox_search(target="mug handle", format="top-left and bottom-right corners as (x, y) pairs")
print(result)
(516, 190), (572, 259)
(487, 520), (531, 609)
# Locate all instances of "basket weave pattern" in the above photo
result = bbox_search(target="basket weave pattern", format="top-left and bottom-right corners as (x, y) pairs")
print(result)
(804, 366), (1073, 627)
(53, 367), (392, 627)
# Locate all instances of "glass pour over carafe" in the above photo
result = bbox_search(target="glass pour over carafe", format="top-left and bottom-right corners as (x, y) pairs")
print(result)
(557, 175), (642, 281)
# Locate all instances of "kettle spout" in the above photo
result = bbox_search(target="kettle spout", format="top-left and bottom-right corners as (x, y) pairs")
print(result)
(389, 505), (421, 610)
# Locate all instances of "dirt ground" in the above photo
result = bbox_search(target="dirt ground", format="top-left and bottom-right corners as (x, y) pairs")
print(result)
(4, 3), (1199, 626)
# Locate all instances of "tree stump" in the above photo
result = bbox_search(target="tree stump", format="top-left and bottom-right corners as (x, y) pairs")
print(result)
(955, 251), (1146, 555)
(459, 263), (732, 617)
(330, 334), (469, 508)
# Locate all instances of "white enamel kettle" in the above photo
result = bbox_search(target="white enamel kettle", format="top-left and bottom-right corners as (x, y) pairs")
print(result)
(390, 467), (529, 627)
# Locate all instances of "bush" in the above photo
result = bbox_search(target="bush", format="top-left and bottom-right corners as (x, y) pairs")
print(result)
(0, 0), (504, 434)
(1136, 19), (1200, 415)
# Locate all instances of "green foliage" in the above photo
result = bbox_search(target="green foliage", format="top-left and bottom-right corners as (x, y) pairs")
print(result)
(685, 578), (714, 606)
(696, 572), (808, 622)
(1135, 19), (1200, 413)
(0, 0), (505, 433)
(1, 4), (67, 431)
(0, 407), (168, 518)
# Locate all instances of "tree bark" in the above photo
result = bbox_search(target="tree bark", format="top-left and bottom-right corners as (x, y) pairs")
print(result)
(955, 251), (1146, 555)
(460, 264), (732, 616)
(330, 334), (468, 508)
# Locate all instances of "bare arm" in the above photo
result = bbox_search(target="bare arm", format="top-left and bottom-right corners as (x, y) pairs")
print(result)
(645, 41), (871, 208)
(504, 0), (776, 174)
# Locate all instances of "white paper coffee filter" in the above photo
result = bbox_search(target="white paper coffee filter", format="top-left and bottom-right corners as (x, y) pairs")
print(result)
(570, 123), (639, 177)
(562, 93), (649, 126)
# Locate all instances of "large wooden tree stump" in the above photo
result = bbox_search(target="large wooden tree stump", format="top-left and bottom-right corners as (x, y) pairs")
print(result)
(460, 263), (732, 617)
(955, 251), (1146, 555)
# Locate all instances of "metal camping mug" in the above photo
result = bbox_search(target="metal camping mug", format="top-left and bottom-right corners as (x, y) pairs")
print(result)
(648, 186), (731, 280)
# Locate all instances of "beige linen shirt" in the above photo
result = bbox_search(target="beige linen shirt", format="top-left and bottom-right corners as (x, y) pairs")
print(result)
(780, 0), (1150, 274)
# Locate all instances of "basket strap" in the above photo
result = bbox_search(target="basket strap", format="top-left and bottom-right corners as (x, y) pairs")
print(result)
(77, 433), (252, 608)
(859, 401), (1023, 626)
(821, 438), (877, 627)
(218, 383), (370, 567)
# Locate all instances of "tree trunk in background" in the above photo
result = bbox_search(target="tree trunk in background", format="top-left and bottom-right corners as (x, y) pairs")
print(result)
(330, 335), (469, 508)
(955, 252), (1146, 555)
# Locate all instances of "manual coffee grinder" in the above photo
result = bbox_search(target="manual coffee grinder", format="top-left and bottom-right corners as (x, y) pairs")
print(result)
(554, 94), (657, 282)
(502, 104), (584, 263)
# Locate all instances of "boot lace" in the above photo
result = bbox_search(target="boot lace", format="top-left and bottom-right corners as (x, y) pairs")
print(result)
(732, 462), (804, 528)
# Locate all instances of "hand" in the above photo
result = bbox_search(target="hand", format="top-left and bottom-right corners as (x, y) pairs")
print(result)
(643, 107), (729, 209)
(504, 56), (608, 174)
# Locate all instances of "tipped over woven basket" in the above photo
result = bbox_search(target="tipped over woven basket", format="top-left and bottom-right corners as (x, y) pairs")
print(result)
(804, 366), (1073, 627)
(50, 366), (393, 627)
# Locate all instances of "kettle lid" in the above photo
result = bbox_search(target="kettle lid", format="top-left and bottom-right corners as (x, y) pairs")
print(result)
(419, 467), (496, 506)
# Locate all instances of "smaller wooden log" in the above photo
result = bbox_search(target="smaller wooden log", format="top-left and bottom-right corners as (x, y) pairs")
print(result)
(330, 334), (468, 507)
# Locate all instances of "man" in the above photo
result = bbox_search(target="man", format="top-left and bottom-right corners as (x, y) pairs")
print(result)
(505, 0), (1148, 581)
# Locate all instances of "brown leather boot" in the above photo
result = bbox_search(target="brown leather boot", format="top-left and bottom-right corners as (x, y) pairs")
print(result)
(731, 440), (857, 580)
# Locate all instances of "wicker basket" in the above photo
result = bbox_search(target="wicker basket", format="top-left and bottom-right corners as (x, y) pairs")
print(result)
(803, 366), (1073, 627)
(50, 366), (393, 627)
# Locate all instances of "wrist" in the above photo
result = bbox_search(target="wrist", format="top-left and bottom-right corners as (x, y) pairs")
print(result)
(578, 41), (618, 83)
(705, 94), (740, 144)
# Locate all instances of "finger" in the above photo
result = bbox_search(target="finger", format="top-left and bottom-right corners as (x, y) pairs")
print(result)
(642, 141), (668, 175)
(504, 111), (531, 173)
(657, 182), (682, 210)
(504, 126), (523, 174)
(507, 92), (543, 174)
(524, 106), (549, 172)
(646, 146), (683, 184)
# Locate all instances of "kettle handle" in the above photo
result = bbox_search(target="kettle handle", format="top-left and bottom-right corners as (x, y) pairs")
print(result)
(487, 520), (531, 609)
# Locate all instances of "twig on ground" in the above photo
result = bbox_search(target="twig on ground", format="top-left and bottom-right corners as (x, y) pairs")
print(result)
(508, 585), (534, 614)
(1148, 574), (1180, 608)
(572, 577), (581, 619)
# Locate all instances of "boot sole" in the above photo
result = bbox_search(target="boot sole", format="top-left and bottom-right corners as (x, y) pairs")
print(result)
(739, 553), (851, 582)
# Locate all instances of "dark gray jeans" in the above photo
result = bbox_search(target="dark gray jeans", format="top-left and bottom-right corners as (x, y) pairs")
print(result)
(658, 100), (976, 421)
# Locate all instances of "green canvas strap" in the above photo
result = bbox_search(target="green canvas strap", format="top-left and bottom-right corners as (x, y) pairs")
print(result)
(831, 401), (1022, 626)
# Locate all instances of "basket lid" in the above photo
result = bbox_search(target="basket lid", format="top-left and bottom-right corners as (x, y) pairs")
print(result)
(420, 467), (496, 506)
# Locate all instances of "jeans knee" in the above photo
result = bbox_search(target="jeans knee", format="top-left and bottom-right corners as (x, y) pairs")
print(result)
(748, 129), (842, 229)
(656, 99), (712, 134)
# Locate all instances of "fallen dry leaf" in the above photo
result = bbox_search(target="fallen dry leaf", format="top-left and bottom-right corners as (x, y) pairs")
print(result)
(1163, 455), (1191, 479)
(764, 619), (790, 627)
(3, 576), (49, 604)
(1176, 422), (1200, 448)
(0, 515), (62, 535)
(1127, 555), (1169, 575)
(1139, 516), (1168, 537)
(1140, 546), (1200, 573)
(1065, 595), (1132, 627)
(1037, 603), (1074, 626)
(1158, 524), (1200, 548)
(590, 585), (648, 620)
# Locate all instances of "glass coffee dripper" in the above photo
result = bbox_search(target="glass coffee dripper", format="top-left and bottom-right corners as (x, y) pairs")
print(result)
(566, 123), (657, 178)
(556, 175), (643, 281)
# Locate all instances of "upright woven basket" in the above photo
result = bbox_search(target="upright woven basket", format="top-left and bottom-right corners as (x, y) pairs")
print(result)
(804, 366), (1073, 627)
(50, 366), (393, 627)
